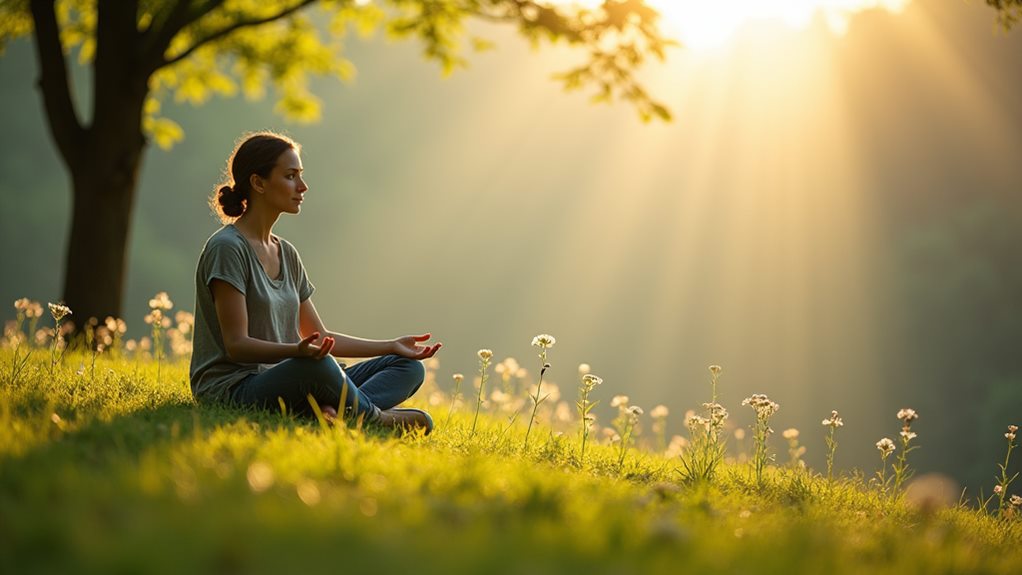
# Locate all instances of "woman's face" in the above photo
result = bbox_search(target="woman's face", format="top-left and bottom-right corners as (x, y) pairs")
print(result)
(252, 148), (307, 215)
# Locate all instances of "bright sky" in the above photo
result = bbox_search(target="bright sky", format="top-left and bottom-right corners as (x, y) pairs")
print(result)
(549, 0), (912, 49)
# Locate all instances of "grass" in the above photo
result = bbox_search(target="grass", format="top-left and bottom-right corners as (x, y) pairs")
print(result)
(1, 347), (1021, 575)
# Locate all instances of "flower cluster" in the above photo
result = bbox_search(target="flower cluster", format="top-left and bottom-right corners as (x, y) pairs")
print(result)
(783, 428), (806, 468)
(897, 408), (918, 424)
(15, 298), (43, 319)
(743, 393), (780, 484)
(822, 410), (844, 428)
(1007, 425), (1018, 442)
(48, 302), (72, 322)
(742, 394), (780, 418)
(494, 356), (526, 394)
(148, 292), (173, 311)
(678, 365), (731, 484)
(898, 408), (918, 441)
(702, 402), (729, 431)
(685, 413), (709, 433)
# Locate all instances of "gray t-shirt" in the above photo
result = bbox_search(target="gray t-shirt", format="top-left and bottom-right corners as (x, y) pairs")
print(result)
(189, 224), (315, 402)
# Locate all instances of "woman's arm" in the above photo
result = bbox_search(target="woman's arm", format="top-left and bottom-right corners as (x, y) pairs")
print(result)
(212, 279), (334, 362)
(298, 298), (441, 359)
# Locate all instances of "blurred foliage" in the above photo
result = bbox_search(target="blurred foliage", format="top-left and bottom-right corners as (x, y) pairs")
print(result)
(987, 0), (1022, 29)
(886, 198), (1022, 487)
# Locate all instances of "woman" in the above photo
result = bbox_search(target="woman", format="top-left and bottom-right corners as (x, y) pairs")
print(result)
(189, 131), (439, 433)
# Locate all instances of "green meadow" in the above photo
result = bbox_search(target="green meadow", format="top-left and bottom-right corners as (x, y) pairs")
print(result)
(1, 316), (1020, 574)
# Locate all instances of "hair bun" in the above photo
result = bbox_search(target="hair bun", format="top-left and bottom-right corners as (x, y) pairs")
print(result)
(218, 184), (246, 217)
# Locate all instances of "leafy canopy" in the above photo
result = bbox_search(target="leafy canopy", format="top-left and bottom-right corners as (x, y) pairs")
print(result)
(0, 0), (676, 149)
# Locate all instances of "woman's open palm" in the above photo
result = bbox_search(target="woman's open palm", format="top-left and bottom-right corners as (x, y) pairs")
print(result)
(393, 333), (442, 360)
(297, 332), (334, 359)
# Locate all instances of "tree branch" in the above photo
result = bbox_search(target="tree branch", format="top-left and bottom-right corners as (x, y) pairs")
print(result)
(28, 0), (85, 168)
(160, 0), (318, 69)
(141, 0), (226, 74)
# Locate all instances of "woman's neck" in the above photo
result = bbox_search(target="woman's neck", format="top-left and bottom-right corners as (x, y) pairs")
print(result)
(234, 207), (280, 244)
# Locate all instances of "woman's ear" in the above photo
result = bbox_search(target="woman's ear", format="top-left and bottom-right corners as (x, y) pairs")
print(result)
(249, 173), (264, 195)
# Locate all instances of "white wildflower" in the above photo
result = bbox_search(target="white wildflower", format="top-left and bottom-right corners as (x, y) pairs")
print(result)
(148, 291), (173, 310)
(876, 437), (895, 456)
(531, 334), (556, 349)
(822, 410), (844, 428)
(896, 408), (918, 424)
(48, 302), (72, 321)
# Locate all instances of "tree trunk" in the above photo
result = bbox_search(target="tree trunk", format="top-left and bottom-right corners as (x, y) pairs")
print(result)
(29, 0), (149, 325)
(60, 131), (146, 325)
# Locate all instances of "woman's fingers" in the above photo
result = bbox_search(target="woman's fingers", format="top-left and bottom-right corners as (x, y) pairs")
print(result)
(319, 336), (334, 358)
(413, 333), (431, 342)
(418, 343), (441, 358)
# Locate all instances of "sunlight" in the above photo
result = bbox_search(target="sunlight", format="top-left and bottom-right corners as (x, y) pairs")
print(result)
(545, 0), (912, 49)
(306, 0), (1022, 472)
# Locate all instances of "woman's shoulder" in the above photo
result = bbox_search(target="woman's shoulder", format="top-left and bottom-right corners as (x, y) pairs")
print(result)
(198, 226), (250, 268)
(202, 225), (248, 252)
(274, 234), (303, 260)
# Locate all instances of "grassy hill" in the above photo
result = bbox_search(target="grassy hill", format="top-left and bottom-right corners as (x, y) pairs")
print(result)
(1, 339), (1020, 574)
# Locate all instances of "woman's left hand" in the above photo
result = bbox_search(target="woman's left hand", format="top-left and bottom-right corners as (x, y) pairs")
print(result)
(391, 333), (442, 360)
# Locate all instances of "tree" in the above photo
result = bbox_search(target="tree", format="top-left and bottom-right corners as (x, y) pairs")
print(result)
(0, 0), (674, 323)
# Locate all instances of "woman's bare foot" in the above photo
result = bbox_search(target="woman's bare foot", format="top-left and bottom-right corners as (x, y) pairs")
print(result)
(320, 405), (338, 422)
(376, 408), (433, 435)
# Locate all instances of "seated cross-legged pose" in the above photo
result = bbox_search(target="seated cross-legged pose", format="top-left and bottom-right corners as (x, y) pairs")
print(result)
(189, 131), (439, 433)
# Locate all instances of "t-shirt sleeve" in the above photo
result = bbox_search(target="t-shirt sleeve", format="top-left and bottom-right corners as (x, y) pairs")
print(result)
(287, 241), (315, 301)
(201, 238), (248, 296)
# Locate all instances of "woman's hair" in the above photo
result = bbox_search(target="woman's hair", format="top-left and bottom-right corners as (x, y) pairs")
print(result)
(210, 131), (301, 223)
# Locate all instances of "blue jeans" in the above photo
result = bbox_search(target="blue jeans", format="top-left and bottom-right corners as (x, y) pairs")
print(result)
(229, 355), (426, 422)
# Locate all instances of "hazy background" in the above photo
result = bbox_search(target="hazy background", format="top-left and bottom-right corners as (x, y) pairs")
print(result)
(1, 0), (1020, 489)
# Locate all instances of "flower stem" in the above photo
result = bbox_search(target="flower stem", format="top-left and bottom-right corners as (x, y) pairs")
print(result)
(523, 363), (546, 450)
(471, 362), (488, 435)
(825, 427), (837, 487)
(996, 439), (1016, 514)
(578, 388), (590, 464)
(445, 378), (462, 428)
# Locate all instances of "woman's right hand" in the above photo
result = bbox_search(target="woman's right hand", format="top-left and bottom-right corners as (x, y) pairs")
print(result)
(297, 332), (334, 359)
